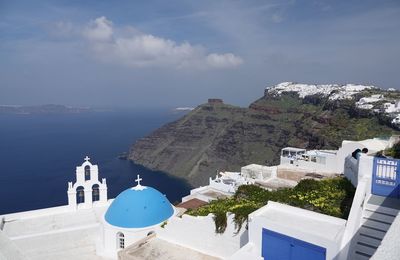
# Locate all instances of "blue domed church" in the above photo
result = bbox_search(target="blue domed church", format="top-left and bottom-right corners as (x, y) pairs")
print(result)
(99, 175), (176, 257)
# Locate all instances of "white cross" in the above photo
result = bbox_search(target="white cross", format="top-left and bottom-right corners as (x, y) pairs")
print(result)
(135, 174), (142, 186)
(84, 156), (90, 162)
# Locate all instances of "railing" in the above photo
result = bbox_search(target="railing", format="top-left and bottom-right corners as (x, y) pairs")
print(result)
(338, 178), (369, 260)
(374, 158), (397, 185)
(372, 157), (399, 198)
(209, 179), (236, 193)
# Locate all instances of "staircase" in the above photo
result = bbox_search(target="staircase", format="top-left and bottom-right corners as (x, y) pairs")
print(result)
(352, 195), (400, 259)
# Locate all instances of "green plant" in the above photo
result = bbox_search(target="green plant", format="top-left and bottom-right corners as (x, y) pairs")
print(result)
(383, 141), (400, 159)
(213, 211), (227, 234)
(187, 177), (355, 234)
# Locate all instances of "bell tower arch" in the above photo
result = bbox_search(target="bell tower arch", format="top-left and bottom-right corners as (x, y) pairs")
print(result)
(67, 156), (108, 210)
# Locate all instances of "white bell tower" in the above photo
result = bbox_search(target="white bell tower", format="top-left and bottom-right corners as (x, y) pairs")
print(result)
(67, 156), (108, 210)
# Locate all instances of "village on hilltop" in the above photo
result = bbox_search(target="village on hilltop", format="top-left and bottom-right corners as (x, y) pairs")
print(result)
(268, 82), (400, 128)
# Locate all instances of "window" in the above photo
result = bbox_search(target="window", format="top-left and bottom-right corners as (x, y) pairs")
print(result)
(84, 165), (91, 181)
(76, 186), (85, 204)
(92, 184), (100, 201)
(117, 232), (125, 249)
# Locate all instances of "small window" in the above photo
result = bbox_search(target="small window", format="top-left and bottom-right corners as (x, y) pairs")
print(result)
(84, 165), (90, 181)
(76, 186), (85, 204)
(92, 184), (99, 201)
(117, 232), (125, 249)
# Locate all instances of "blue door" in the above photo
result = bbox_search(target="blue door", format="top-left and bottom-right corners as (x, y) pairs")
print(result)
(372, 157), (400, 198)
(262, 229), (326, 260)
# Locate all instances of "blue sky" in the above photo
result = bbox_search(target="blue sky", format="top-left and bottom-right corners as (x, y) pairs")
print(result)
(1, 0), (399, 108)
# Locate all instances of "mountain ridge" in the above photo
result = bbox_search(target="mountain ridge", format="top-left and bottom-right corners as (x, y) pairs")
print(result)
(129, 83), (400, 186)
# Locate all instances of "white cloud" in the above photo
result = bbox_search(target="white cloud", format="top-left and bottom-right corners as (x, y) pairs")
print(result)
(82, 16), (243, 69)
(206, 53), (243, 68)
(83, 16), (113, 41)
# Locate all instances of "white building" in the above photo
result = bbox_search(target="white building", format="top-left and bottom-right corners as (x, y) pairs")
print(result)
(357, 104), (374, 110)
(280, 137), (398, 175)
(181, 164), (294, 204)
(98, 175), (177, 258)
(355, 94), (384, 110)
(280, 147), (338, 173)
(357, 95), (384, 105)
(229, 202), (346, 260)
(391, 114), (400, 126)
(183, 137), (398, 209)
(383, 101), (400, 114)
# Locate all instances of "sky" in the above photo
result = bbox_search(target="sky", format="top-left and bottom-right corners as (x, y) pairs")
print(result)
(1, 0), (399, 108)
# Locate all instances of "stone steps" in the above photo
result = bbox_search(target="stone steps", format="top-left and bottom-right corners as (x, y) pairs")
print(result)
(351, 195), (399, 259)
(362, 209), (396, 223)
(357, 234), (381, 248)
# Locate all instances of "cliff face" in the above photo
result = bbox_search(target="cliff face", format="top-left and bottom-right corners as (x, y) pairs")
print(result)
(129, 85), (399, 186)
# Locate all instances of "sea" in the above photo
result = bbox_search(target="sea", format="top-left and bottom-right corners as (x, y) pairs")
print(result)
(0, 109), (192, 215)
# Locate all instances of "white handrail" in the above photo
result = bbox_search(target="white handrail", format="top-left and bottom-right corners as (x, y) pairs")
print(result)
(337, 178), (368, 260)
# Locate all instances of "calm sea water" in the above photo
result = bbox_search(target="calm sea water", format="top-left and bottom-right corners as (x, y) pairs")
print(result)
(0, 110), (192, 215)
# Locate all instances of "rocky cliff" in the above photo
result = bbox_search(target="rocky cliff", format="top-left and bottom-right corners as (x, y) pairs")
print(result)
(129, 83), (400, 186)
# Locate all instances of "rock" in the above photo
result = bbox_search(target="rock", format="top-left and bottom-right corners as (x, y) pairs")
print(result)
(128, 84), (400, 187)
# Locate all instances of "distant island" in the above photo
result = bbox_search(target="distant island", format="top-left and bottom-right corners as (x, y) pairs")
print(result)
(0, 104), (91, 114)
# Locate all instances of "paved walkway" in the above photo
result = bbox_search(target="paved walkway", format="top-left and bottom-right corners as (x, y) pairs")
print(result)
(120, 238), (221, 260)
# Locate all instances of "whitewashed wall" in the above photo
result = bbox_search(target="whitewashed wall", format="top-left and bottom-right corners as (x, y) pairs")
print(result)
(247, 202), (346, 260)
(357, 154), (374, 185)
(336, 141), (380, 174)
(344, 156), (359, 186)
(157, 214), (247, 259)
(99, 221), (159, 259)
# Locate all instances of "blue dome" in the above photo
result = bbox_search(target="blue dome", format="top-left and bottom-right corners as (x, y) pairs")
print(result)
(105, 186), (174, 228)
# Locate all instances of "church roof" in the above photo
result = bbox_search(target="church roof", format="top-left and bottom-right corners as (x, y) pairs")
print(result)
(105, 180), (174, 228)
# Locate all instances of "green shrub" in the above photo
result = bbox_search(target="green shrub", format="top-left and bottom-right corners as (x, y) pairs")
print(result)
(383, 141), (400, 159)
(187, 177), (355, 234)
